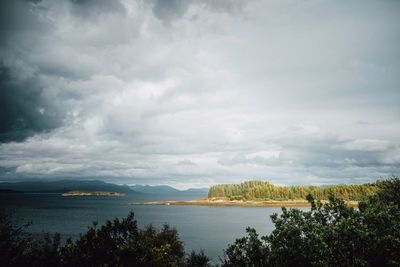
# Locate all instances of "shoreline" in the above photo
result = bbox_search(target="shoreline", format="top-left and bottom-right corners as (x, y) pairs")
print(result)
(128, 200), (359, 208)
(62, 191), (126, 196)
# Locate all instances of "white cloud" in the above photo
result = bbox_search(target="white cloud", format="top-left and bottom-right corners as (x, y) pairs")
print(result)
(343, 139), (390, 152)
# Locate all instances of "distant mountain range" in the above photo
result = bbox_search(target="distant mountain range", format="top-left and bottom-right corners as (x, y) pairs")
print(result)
(129, 184), (209, 195)
(0, 180), (209, 195)
(0, 180), (134, 194)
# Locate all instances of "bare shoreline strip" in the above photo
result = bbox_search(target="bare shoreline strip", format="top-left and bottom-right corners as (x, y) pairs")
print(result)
(128, 201), (358, 208)
(62, 191), (126, 196)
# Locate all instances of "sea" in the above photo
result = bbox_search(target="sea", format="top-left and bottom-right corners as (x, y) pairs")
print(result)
(0, 193), (309, 264)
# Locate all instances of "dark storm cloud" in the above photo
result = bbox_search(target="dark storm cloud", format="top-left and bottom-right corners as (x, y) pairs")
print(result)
(0, 0), (123, 143)
(151, 0), (190, 23)
(151, 0), (244, 24)
(69, 0), (126, 18)
(0, 0), (47, 46)
(0, 65), (64, 142)
(0, 0), (65, 142)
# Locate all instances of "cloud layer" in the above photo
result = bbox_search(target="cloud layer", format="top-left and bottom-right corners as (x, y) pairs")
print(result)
(0, 0), (399, 188)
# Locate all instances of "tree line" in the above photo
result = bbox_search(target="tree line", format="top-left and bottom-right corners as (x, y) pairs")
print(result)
(208, 180), (378, 201)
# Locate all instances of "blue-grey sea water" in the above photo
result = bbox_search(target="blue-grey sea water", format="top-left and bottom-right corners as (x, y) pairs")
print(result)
(0, 193), (309, 264)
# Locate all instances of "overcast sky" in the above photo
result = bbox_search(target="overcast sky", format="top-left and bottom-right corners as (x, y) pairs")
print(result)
(0, 0), (399, 189)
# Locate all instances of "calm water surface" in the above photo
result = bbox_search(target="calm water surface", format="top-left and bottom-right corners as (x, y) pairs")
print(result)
(0, 193), (309, 263)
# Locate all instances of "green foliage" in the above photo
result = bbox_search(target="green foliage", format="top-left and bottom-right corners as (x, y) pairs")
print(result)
(209, 180), (377, 201)
(374, 175), (400, 206)
(138, 223), (185, 266)
(27, 233), (62, 267)
(223, 227), (268, 267)
(186, 250), (212, 267)
(0, 210), (211, 267)
(61, 211), (149, 266)
(222, 177), (400, 267)
(0, 210), (32, 266)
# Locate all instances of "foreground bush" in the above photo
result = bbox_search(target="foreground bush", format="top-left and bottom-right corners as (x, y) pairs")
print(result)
(1, 210), (210, 267)
(222, 176), (400, 266)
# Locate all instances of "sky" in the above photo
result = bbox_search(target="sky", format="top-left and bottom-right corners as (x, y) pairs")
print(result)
(0, 0), (399, 189)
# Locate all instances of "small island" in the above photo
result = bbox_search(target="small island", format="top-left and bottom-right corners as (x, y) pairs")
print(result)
(62, 190), (126, 196)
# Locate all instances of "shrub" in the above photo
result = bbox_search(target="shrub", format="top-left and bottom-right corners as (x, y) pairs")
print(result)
(186, 250), (212, 267)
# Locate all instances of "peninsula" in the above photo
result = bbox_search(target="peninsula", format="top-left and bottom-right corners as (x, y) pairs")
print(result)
(62, 190), (126, 196)
(128, 199), (358, 208)
(129, 179), (377, 208)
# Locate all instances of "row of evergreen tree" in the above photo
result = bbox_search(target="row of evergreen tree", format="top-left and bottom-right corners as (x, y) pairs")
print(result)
(208, 180), (378, 201)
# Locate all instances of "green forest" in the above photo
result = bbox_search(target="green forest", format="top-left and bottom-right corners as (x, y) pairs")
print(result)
(208, 180), (378, 201)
